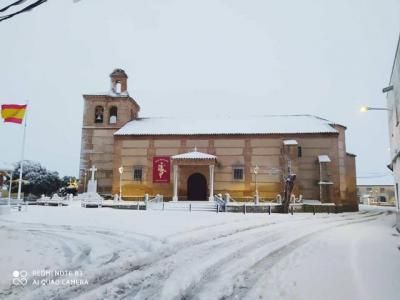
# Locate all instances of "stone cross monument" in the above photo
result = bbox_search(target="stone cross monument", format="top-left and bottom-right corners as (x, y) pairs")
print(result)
(87, 165), (98, 193)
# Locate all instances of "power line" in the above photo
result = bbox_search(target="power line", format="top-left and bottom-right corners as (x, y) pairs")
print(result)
(0, 0), (48, 23)
(0, 0), (28, 13)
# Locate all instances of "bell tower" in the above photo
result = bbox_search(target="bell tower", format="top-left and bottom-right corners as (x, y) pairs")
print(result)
(79, 68), (140, 194)
(110, 68), (128, 94)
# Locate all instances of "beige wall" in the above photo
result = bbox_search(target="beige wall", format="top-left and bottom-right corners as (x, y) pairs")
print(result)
(110, 134), (357, 209)
(79, 94), (140, 194)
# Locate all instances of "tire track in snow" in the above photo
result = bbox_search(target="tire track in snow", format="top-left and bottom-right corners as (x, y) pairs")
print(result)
(33, 218), (290, 299)
(118, 212), (382, 300)
(227, 212), (383, 300)
(0, 221), (163, 300)
(169, 212), (383, 300)
(3, 211), (378, 300)
(85, 213), (373, 299)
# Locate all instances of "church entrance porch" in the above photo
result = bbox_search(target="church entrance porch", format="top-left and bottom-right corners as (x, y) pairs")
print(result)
(187, 173), (207, 200)
(171, 149), (217, 202)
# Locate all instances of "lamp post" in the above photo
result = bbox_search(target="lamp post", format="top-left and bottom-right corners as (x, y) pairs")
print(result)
(118, 166), (124, 201)
(360, 103), (398, 212)
(254, 165), (260, 205)
(360, 106), (391, 112)
(83, 170), (87, 193)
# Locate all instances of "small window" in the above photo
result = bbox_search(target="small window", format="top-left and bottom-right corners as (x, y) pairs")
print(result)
(109, 106), (118, 124)
(233, 168), (244, 180)
(115, 80), (122, 94)
(95, 106), (104, 123)
(133, 167), (143, 182)
(380, 187), (385, 193)
(297, 146), (302, 158)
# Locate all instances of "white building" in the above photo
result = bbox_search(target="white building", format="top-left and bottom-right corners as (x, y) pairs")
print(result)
(386, 34), (400, 218)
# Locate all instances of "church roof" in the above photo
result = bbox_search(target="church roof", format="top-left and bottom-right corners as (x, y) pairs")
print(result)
(84, 90), (130, 97)
(110, 68), (128, 78)
(114, 115), (339, 136)
(172, 150), (217, 160)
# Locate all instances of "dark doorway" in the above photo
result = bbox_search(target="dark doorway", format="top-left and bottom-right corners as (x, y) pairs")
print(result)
(187, 173), (207, 200)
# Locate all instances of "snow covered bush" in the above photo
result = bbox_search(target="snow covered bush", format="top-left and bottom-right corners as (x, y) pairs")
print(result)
(11, 161), (63, 197)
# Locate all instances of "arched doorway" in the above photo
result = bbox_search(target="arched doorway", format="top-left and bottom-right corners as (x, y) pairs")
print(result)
(187, 173), (207, 200)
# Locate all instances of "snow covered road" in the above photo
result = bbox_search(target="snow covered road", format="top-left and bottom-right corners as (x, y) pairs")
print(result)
(0, 204), (398, 300)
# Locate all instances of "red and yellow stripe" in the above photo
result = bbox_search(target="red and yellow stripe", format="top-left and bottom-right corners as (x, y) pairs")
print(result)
(1, 104), (27, 124)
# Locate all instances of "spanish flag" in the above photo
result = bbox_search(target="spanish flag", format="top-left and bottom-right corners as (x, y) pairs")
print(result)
(1, 104), (27, 124)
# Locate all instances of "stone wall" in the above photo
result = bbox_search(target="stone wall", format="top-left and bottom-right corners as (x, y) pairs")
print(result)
(79, 94), (140, 195)
(111, 133), (357, 209)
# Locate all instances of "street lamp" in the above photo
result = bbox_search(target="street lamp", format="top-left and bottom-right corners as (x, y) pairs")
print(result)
(253, 165), (260, 205)
(118, 166), (124, 201)
(360, 106), (391, 112)
(83, 170), (87, 193)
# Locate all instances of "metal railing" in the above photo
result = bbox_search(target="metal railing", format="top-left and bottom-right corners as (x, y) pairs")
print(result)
(214, 194), (226, 212)
(145, 194), (163, 210)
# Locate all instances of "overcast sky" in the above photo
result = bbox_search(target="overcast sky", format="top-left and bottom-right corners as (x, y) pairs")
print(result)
(0, 0), (399, 184)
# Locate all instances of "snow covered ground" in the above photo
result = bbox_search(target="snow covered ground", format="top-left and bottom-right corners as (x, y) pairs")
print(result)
(0, 202), (399, 300)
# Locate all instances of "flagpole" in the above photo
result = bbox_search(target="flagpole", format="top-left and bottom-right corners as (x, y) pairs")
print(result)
(8, 171), (13, 206)
(17, 103), (28, 202)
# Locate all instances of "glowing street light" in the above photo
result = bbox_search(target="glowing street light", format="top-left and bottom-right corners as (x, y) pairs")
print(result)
(83, 170), (87, 193)
(253, 165), (260, 205)
(118, 166), (124, 201)
(360, 106), (391, 112)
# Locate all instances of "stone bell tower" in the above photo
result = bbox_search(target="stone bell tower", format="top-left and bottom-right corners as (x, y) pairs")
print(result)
(79, 68), (140, 195)
(110, 68), (128, 94)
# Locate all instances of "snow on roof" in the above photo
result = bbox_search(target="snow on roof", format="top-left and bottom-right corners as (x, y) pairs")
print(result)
(318, 155), (331, 163)
(115, 115), (339, 136)
(85, 90), (130, 97)
(172, 150), (217, 160)
(283, 139), (298, 145)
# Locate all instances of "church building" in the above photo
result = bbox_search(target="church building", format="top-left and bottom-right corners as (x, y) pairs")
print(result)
(79, 69), (358, 211)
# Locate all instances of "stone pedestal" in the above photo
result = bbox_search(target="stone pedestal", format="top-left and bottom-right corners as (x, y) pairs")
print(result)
(87, 180), (97, 193)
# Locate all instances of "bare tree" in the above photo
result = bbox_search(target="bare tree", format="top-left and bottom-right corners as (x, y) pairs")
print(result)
(281, 174), (296, 213)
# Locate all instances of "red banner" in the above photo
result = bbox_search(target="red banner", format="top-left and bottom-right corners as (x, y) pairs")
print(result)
(153, 156), (170, 183)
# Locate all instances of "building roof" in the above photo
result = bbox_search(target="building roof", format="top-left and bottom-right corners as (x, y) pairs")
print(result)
(84, 90), (130, 97)
(115, 115), (339, 136)
(110, 68), (128, 78)
(283, 139), (298, 145)
(172, 150), (217, 160)
(318, 155), (331, 163)
(389, 33), (400, 84)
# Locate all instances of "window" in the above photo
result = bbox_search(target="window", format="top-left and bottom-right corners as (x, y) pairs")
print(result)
(233, 167), (244, 180)
(297, 146), (302, 158)
(94, 106), (104, 123)
(109, 106), (118, 124)
(133, 167), (143, 182)
(115, 80), (122, 94)
(380, 187), (385, 193)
